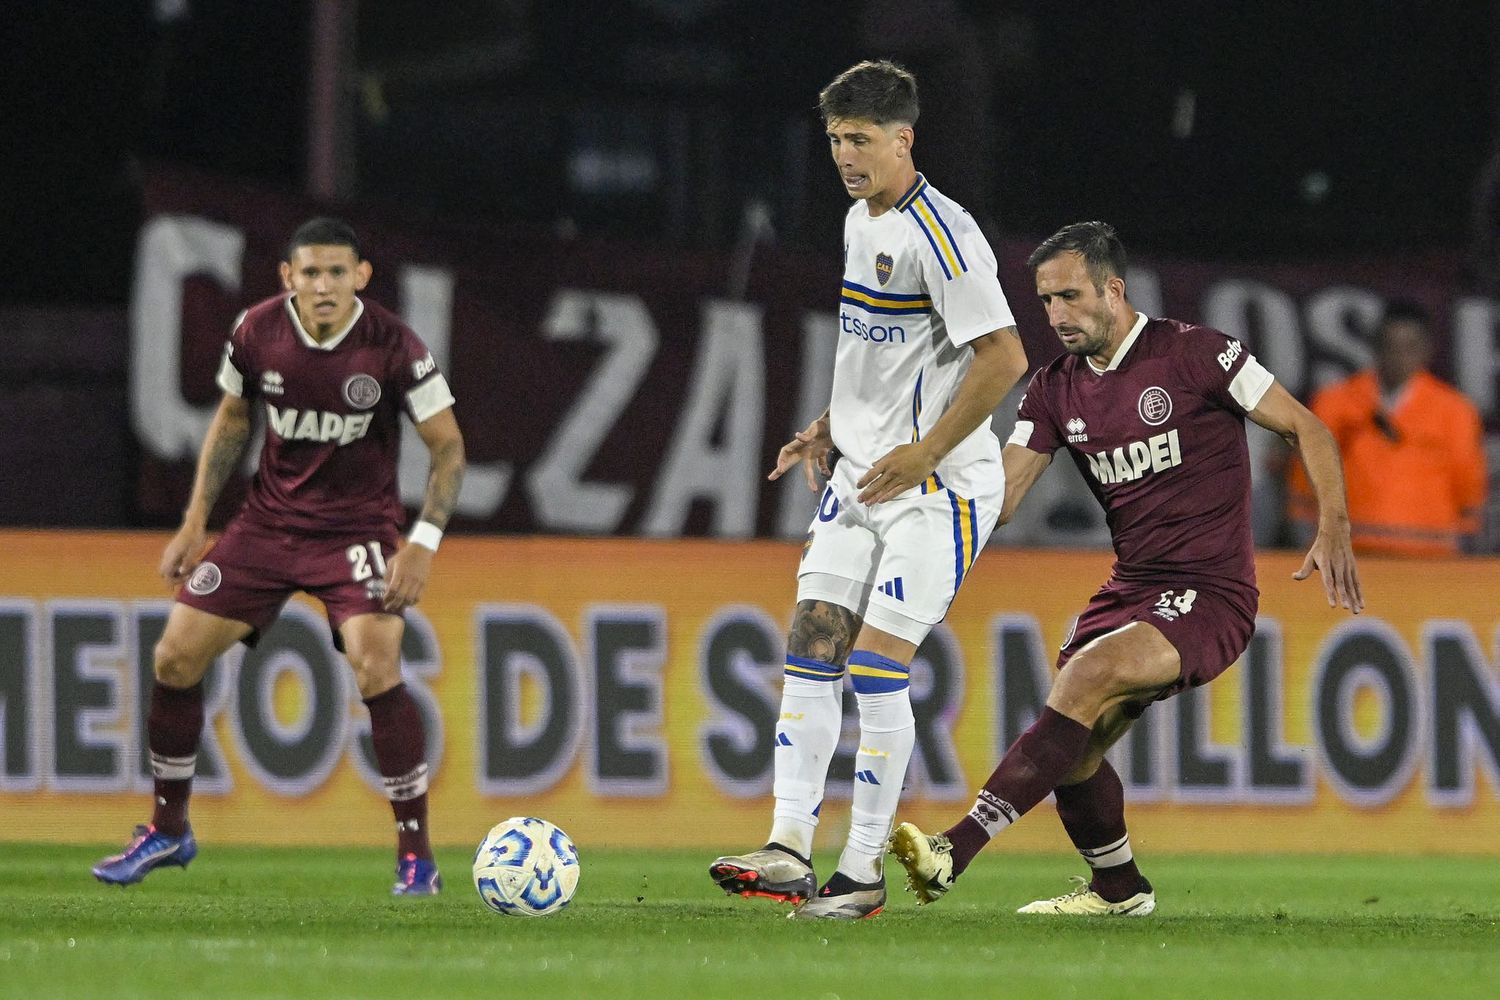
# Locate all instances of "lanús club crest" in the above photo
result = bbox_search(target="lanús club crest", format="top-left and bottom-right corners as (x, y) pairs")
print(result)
(186, 562), (222, 595)
(343, 373), (381, 410)
(875, 252), (894, 286)
(1137, 386), (1173, 426)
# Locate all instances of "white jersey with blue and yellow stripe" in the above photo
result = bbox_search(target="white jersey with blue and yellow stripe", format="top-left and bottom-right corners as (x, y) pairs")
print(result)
(830, 173), (1016, 503)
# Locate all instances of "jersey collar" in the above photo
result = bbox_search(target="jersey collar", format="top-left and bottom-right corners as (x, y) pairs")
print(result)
(1086, 311), (1148, 374)
(285, 295), (364, 351)
(893, 173), (927, 212)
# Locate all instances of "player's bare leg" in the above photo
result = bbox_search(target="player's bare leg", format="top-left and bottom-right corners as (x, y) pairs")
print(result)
(93, 605), (249, 885)
(710, 600), (858, 906)
(892, 622), (1177, 904)
(342, 612), (440, 895)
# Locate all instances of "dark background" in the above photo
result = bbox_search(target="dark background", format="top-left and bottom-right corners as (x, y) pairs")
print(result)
(6, 1), (1499, 306)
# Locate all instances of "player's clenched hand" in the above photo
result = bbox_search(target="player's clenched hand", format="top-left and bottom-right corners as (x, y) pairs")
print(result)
(1293, 524), (1364, 614)
(383, 542), (434, 612)
(768, 415), (833, 492)
(857, 441), (938, 505)
(159, 524), (208, 587)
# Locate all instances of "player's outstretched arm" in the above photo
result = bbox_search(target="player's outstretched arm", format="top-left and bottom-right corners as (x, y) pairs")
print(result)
(1247, 381), (1364, 614)
(857, 327), (1028, 504)
(383, 408), (466, 612)
(160, 393), (252, 586)
(768, 410), (833, 493)
(997, 444), (1052, 527)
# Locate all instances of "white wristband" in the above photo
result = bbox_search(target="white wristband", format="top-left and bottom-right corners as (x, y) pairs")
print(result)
(407, 520), (443, 552)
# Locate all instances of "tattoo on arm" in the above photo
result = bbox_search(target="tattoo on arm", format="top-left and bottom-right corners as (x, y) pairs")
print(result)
(191, 406), (251, 518)
(417, 438), (465, 530)
(787, 600), (861, 664)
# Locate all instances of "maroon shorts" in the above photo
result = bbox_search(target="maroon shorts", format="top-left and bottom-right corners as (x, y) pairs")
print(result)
(176, 516), (400, 647)
(1057, 577), (1256, 716)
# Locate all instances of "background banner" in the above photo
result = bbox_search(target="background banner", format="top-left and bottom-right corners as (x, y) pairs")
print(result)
(4, 531), (1497, 854)
(125, 166), (1500, 542)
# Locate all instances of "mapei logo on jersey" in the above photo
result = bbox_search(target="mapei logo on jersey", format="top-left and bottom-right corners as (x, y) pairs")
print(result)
(343, 373), (381, 410)
(1137, 386), (1173, 426)
(1218, 338), (1244, 371)
(1085, 428), (1183, 485)
(412, 353), (436, 381)
(875, 252), (894, 286)
(1066, 416), (1089, 443)
(260, 370), (285, 395)
(265, 404), (375, 445)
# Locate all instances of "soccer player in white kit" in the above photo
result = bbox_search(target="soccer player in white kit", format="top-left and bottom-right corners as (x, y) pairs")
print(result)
(710, 59), (1029, 919)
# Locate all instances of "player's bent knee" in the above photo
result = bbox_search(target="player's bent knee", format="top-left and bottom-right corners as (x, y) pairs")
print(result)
(1057, 650), (1129, 696)
(1051, 653), (1147, 723)
(153, 638), (213, 689)
(348, 656), (402, 700)
(786, 599), (861, 664)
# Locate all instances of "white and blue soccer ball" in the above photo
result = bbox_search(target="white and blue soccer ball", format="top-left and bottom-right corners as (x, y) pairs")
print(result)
(472, 816), (581, 916)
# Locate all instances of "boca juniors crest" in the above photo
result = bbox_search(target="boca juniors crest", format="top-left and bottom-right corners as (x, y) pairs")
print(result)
(875, 252), (894, 286)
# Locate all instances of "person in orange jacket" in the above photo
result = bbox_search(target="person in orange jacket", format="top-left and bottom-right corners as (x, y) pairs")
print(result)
(1288, 300), (1487, 556)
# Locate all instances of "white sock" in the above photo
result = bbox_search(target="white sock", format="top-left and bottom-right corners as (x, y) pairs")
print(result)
(1079, 833), (1134, 869)
(768, 662), (844, 858)
(838, 685), (915, 883)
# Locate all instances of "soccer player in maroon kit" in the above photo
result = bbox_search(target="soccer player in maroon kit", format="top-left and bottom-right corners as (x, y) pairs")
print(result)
(890, 221), (1364, 915)
(93, 218), (466, 895)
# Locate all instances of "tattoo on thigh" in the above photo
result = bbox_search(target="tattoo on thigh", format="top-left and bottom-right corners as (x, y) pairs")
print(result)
(787, 600), (860, 664)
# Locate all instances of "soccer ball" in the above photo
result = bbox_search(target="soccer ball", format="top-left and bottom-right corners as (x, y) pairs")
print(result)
(472, 816), (581, 916)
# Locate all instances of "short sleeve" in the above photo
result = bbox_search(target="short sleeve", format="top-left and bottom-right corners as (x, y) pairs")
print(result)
(1007, 369), (1063, 455)
(1183, 326), (1273, 414)
(392, 325), (456, 423)
(216, 310), (252, 397)
(912, 212), (1015, 347)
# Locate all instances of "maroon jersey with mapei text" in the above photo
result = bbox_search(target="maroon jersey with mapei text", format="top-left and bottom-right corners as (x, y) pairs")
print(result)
(215, 294), (455, 536)
(1009, 315), (1274, 597)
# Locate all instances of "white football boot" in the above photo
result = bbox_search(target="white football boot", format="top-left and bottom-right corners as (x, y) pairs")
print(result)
(1016, 875), (1156, 916)
(886, 822), (956, 905)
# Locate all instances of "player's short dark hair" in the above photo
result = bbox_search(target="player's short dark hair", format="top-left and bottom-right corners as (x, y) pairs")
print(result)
(1376, 298), (1433, 336)
(1028, 221), (1128, 293)
(819, 60), (919, 127)
(285, 217), (362, 262)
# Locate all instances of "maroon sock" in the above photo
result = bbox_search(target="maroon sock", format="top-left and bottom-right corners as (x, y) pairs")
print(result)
(1055, 758), (1148, 902)
(148, 681), (204, 837)
(364, 683), (432, 860)
(944, 707), (1091, 875)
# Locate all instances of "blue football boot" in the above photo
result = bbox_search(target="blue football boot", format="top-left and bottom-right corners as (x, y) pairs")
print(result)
(392, 853), (442, 896)
(92, 824), (197, 886)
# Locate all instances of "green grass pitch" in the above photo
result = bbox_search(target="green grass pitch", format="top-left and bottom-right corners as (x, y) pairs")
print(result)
(4, 844), (1498, 999)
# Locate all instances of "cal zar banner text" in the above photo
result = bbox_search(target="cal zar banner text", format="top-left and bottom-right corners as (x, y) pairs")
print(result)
(132, 166), (1500, 541)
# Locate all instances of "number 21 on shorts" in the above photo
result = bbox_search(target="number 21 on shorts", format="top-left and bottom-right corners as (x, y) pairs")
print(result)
(346, 541), (387, 582)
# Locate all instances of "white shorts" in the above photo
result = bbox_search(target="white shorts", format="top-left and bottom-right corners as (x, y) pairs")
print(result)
(796, 475), (1001, 645)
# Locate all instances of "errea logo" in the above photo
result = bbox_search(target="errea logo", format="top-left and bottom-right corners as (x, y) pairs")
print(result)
(261, 371), (285, 395)
(1066, 417), (1088, 443)
(1217, 339), (1244, 371)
